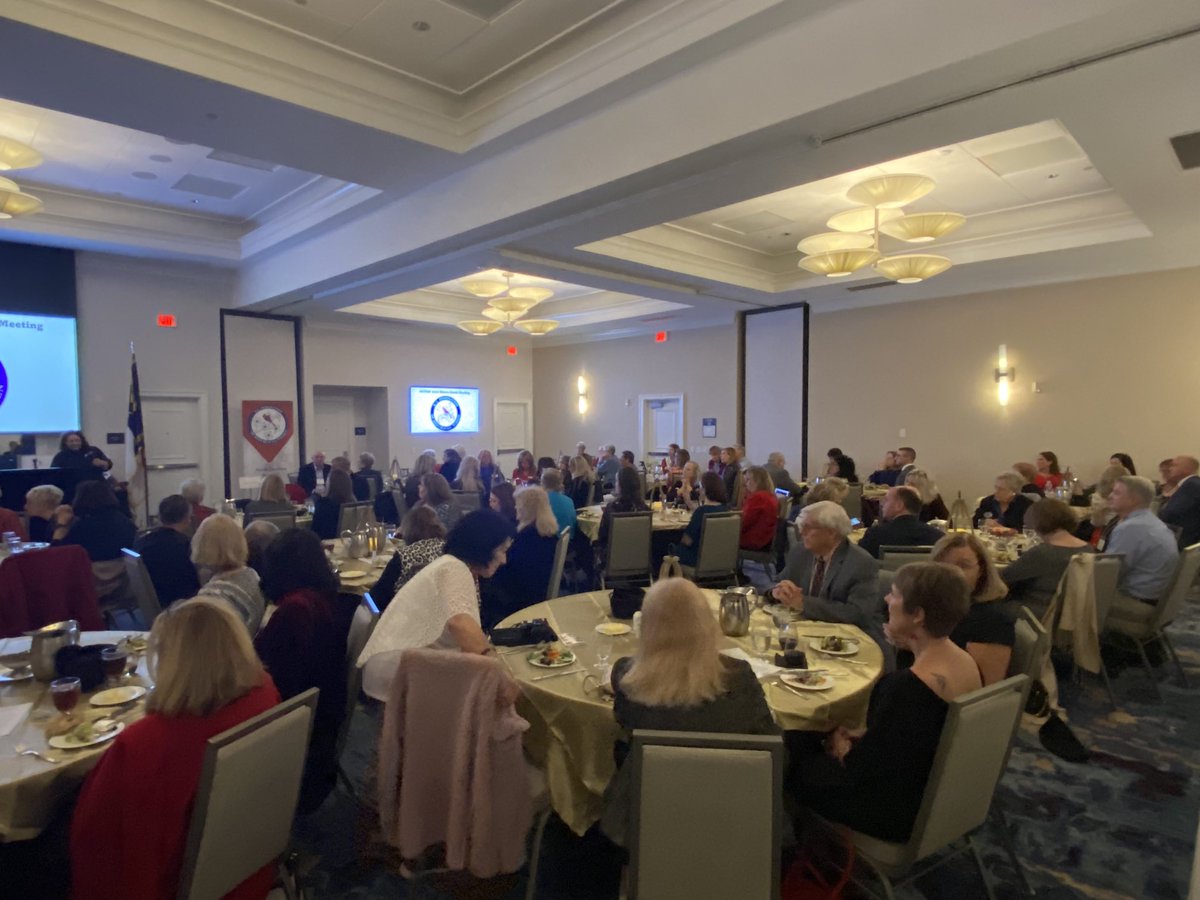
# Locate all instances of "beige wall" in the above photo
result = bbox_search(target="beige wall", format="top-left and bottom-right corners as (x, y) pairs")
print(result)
(532, 326), (737, 462)
(807, 265), (1200, 500)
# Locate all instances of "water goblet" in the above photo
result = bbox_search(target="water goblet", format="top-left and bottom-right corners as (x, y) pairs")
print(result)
(50, 677), (82, 720)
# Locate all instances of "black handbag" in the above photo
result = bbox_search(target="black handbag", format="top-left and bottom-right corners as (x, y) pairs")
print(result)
(610, 586), (645, 620)
(55, 644), (115, 693)
(490, 619), (558, 647)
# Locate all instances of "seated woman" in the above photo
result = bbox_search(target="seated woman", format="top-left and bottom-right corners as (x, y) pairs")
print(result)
(1110, 453), (1136, 476)
(417, 472), (462, 533)
(403, 451), (436, 511)
(71, 598), (280, 899)
(868, 451), (901, 487)
(932, 532), (1012, 685)
(827, 452), (859, 484)
(372, 506), (446, 609)
(50, 430), (112, 476)
(255, 528), (358, 813)
(477, 449), (502, 503)
(451, 454), (485, 497)
(676, 472), (729, 567)
(180, 478), (215, 528)
(788, 562), (979, 843)
(600, 578), (779, 847)
(1012, 461), (1045, 498)
(1003, 499), (1093, 618)
(568, 456), (595, 509)
(973, 471), (1034, 534)
(193, 514), (267, 633)
(597, 466), (650, 549)
(903, 469), (950, 521)
(439, 448), (462, 485)
(1075, 464), (1126, 546)
(1034, 450), (1065, 491)
(485, 486), (560, 628)
(489, 482), (518, 526)
(739, 465), (777, 551)
(803, 476), (848, 508)
(357, 510), (514, 701)
(667, 460), (702, 511)
(311, 468), (356, 540)
(24, 484), (63, 543)
(245, 473), (293, 517)
(511, 450), (538, 486)
(51, 480), (137, 561)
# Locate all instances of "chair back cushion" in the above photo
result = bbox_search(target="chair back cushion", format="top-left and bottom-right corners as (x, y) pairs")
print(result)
(452, 491), (482, 513)
(122, 549), (163, 626)
(0, 545), (104, 636)
(337, 501), (376, 533)
(244, 511), (297, 531)
(1091, 554), (1123, 632)
(608, 513), (653, 578)
(1008, 606), (1047, 682)
(547, 528), (571, 600)
(841, 484), (863, 522)
(1155, 543), (1200, 630)
(694, 513), (742, 578)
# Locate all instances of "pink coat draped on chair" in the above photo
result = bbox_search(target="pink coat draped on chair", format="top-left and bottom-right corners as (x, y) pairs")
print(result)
(378, 649), (532, 878)
(0, 545), (106, 636)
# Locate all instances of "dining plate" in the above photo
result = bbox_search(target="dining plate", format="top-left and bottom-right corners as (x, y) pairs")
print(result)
(0, 668), (33, 683)
(527, 649), (577, 668)
(809, 638), (859, 656)
(90, 685), (148, 707)
(49, 721), (125, 749)
(339, 572), (372, 584)
(781, 672), (835, 691)
(595, 622), (631, 636)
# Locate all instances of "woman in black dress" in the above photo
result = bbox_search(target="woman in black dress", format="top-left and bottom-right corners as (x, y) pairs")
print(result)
(50, 431), (112, 475)
(932, 532), (1013, 685)
(311, 468), (356, 539)
(973, 471), (1034, 533)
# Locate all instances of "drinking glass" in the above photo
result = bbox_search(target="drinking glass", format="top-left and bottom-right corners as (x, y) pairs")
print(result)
(594, 633), (614, 672)
(751, 627), (773, 658)
(50, 677), (82, 718)
(778, 623), (798, 653)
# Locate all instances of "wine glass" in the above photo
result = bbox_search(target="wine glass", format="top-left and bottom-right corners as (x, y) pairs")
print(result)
(50, 677), (82, 720)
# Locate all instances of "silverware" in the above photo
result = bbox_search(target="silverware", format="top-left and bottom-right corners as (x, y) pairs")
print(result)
(531, 668), (584, 682)
(14, 744), (60, 764)
(812, 651), (870, 666)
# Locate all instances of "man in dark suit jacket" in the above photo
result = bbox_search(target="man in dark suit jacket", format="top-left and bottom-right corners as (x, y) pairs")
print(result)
(297, 451), (331, 496)
(859, 486), (945, 559)
(765, 451), (805, 498)
(768, 500), (890, 667)
(1159, 455), (1200, 548)
(896, 446), (918, 483)
(132, 494), (200, 606)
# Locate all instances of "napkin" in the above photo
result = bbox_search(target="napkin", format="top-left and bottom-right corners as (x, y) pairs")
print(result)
(0, 702), (32, 738)
(720, 647), (784, 680)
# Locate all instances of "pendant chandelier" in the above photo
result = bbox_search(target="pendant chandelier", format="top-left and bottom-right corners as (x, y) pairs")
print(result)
(0, 137), (44, 219)
(457, 272), (560, 336)
(797, 173), (964, 283)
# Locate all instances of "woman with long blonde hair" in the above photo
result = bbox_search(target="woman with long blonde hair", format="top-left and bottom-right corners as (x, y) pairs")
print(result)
(71, 598), (280, 897)
(453, 454), (484, 494)
(903, 468), (950, 521)
(484, 486), (560, 627)
(600, 579), (778, 846)
(568, 455), (595, 508)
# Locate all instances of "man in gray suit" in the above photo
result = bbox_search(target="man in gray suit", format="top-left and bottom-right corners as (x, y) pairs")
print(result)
(768, 500), (891, 668)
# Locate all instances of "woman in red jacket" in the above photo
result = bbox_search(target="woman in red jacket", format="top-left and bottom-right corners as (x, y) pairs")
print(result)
(739, 466), (779, 551)
(71, 598), (280, 900)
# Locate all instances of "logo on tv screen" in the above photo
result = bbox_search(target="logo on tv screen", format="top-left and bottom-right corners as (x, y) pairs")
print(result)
(430, 395), (462, 431)
(0, 358), (7, 408)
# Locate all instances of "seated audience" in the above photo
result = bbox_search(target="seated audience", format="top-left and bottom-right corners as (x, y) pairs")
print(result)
(71, 598), (280, 899)
(769, 501), (885, 657)
(557, 454), (574, 490)
(1075, 464), (1126, 546)
(418, 472), (462, 532)
(828, 452), (859, 484)
(932, 533), (1012, 685)
(179, 478), (214, 528)
(601, 578), (779, 846)
(353, 451), (384, 501)
(536, 456), (557, 481)
(667, 460), (702, 510)
(477, 449), (502, 503)
(707, 445), (723, 475)
(512, 450), (538, 486)
(452, 454), (485, 496)
(823, 447), (843, 475)
(133, 494), (201, 606)
(804, 476), (849, 508)
(298, 450), (331, 496)
(0, 488), (27, 541)
(674, 447), (691, 470)
(485, 486), (560, 627)
(372, 506), (446, 608)
(620, 450), (637, 469)
(1035, 450), (1065, 491)
(312, 468), (357, 540)
(598, 466), (651, 549)
(720, 447), (742, 505)
(243, 519), (279, 579)
(489, 482), (518, 526)
(1003, 499), (1093, 617)
(256, 528), (357, 813)
(788, 562), (979, 842)
(24, 484), (63, 543)
(52, 480), (137, 561)
(1110, 453), (1136, 476)
(973, 472), (1034, 533)
(739, 466), (778, 551)
(50, 430), (112, 475)
(867, 451), (901, 487)
(541, 469), (577, 535)
(1012, 461), (1045, 497)
(903, 469), (950, 521)
(403, 451), (437, 510)
(896, 445), (917, 481)
(858, 486), (945, 559)
(765, 451), (806, 497)
(1106, 475), (1179, 602)
(568, 456), (595, 508)
(439, 448), (462, 486)
(192, 514), (266, 632)
(358, 510), (514, 700)
(596, 445), (620, 489)
(675, 471), (728, 567)
(330, 455), (352, 474)
(1158, 455), (1200, 547)
(575, 442), (595, 467)
(245, 473), (293, 517)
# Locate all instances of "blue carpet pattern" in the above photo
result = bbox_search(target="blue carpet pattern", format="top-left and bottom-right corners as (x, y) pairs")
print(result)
(296, 603), (1200, 899)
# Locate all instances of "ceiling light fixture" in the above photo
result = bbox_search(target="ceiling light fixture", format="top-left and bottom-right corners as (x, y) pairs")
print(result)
(873, 254), (952, 284)
(846, 173), (935, 208)
(513, 319), (560, 336)
(826, 206), (903, 233)
(877, 212), (965, 243)
(795, 232), (876, 255)
(457, 320), (505, 336)
(796, 249), (880, 278)
(458, 272), (561, 336)
(0, 137), (42, 171)
(0, 176), (43, 218)
(462, 279), (508, 298)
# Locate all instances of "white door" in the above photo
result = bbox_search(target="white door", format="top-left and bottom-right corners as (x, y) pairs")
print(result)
(639, 394), (684, 464)
(313, 393), (354, 460)
(494, 400), (531, 475)
(142, 393), (207, 511)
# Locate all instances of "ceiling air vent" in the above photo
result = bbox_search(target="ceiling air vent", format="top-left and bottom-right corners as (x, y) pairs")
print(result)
(171, 174), (247, 200)
(441, 0), (521, 22)
(846, 279), (894, 292)
(1169, 132), (1200, 171)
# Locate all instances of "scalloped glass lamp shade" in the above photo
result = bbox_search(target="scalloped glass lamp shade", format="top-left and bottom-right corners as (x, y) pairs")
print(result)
(877, 212), (966, 243)
(826, 206), (903, 233)
(487, 294), (540, 314)
(797, 248), (880, 277)
(0, 138), (43, 171)
(874, 254), (953, 283)
(508, 286), (554, 303)
(796, 231), (876, 255)
(846, 173), (935, 208)
(457, 320), (505, 336)
(0, 177), (43, 218)
(513, 319), (560, 335)
(461, 279), (508, 298)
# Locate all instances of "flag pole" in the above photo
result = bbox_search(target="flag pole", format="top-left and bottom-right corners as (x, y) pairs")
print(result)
(129, 342), (151, 527)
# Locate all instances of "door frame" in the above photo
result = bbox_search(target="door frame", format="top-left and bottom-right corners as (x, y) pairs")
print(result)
(140, 389), (210, 496)
(638, 393), (685, 464)
(493, 398), (532, 469)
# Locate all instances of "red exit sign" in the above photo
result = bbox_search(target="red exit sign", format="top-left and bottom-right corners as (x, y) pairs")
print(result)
(157, 313), (177, 328)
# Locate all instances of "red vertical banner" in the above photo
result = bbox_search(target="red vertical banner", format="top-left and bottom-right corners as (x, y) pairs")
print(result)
(242, 400), (294, 463)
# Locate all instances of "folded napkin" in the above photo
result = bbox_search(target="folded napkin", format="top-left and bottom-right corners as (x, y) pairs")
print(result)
(0, 702), (32, 738)
(720, 647), (784, 680)
(490, 619), (558, 647)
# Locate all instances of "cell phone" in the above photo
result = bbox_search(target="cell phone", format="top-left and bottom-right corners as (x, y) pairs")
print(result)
(850, 517), (861, 527)
(775, 488), (790, 497)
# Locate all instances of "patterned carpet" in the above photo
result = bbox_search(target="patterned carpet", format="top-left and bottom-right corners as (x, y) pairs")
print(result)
(296, 602), (1200, 899)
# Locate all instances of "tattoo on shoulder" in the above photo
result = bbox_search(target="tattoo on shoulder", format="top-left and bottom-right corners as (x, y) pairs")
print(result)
(933, 673), (947, 693)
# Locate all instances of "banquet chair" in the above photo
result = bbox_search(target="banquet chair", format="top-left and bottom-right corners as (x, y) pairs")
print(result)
(337, 501), (375, 533)
(626, 730), (783, 900)
(121, 548), (163, 628)
(243, 511), (298, 531)
(451, 491), (482, 513)
(336, 592), (380, 798)
(833, 676), (1029, 900)
(738, 497), (792, 577)
(603, 512), (653, 588)
(0, 545), (106, 637)
(1102, 542), (1200, 699)
(841, 483), (863, 523)
(177, 688), (318, 900)
(546, 527), (571, 600)
(391, 488), (409, 523)
(878, 545), (935, 572)
(680, 513), (741, 587)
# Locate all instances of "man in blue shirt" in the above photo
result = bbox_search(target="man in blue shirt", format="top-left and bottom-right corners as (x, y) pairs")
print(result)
(595, 445), (620, 490)
(1105, 475), (1179, 601)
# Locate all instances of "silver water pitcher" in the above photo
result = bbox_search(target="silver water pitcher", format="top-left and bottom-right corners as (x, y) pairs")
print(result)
(719, 587), (753, 637)
(26, 619), (80, 681)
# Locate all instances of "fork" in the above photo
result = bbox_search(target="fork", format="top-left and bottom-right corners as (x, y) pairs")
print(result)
(14, 744), (60, 764)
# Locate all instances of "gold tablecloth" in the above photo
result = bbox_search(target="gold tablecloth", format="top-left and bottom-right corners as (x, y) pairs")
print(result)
(497, 590), (882, 835)
(328, 538), (397, 595)
(574, 506), (691, 543)
(0, 631), (151, 842)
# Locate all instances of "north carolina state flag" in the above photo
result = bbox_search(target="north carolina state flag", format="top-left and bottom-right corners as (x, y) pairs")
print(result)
(242, 400), (294, 463)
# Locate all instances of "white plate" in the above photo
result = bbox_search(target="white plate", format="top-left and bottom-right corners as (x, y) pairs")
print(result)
(90, 685), (148, 707)
(0, 668), (33, 683)
(49, 721), (125, 749)
(339, 572), (372, 584)
(809, 638), (859, 657)
(527, 649), (577, 669)
(595, 622), (631, 636)
(781, 672), (835, 691)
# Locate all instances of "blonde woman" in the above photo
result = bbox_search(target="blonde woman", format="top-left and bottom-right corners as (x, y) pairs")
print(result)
(453, 454), (484, 495)
(245, 473), (292, 517)
(667, 460), (702, 511)
(403, 451), (437, 509)
(568, 455), (595, 509)
(600, 578), (778, 846)
(485, 486), (560, 627)
(804, 475), (849, 507)
(193, 513), (266, 632)
(903, 468), (950, 521)
(931, 532), (1012, 684)
(71, 599), (280, 898)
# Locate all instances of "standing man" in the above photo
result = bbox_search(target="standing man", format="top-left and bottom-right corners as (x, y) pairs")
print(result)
(595, 445), (620, 490)
(298, 450), (331, 496)
(1158, 455), (1200, 548)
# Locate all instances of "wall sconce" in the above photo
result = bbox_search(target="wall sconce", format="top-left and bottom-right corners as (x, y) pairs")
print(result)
(995, 344), (1014, 406)
(577, 375), (588, 415)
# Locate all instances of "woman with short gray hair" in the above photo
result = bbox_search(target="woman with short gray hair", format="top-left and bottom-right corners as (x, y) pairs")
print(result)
(25, 484), (64, 542)
(972, 471), (1034, 533)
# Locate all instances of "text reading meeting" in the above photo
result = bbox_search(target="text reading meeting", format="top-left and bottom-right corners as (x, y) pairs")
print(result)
(0, 312), (82, 432)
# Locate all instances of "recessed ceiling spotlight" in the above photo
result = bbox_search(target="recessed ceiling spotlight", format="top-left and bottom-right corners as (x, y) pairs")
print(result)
(149, 154), (172, 163)
(131, 171), (158, 180)
(412, 20), (431, 31)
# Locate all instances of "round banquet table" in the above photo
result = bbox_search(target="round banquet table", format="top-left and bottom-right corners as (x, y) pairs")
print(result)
(496, 590), (883, 836)
(574, 505), (691, 543)
(0, 630), (151, 842)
